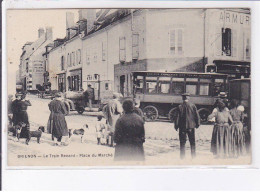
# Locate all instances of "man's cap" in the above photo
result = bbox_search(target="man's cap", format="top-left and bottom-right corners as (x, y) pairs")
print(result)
(181, 93), (190, 96)
(88, 84), (92, 87)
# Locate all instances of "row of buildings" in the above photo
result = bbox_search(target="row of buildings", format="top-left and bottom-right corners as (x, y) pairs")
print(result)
(17, 8), (251, 97)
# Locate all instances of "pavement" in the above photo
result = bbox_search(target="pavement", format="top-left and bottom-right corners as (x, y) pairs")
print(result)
(7, 94), (251, 166)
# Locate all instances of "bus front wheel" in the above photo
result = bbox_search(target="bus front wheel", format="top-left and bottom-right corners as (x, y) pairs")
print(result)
(168, 107), (178, 123)
(143, 105), (158, 122)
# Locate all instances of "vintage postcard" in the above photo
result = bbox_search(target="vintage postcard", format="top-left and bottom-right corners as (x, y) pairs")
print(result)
(5, 8), (251, 167)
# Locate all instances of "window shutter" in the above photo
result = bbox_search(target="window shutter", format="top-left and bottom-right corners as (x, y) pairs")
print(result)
(215, 27), (222, 56)
(169, 30), (175, 54)
(232, 30), (237, 57)
(132, 33), (139, 60)
(177, 29), (183, 54)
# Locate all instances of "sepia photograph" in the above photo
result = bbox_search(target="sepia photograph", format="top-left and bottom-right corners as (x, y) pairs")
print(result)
(5, 7), (251, 167)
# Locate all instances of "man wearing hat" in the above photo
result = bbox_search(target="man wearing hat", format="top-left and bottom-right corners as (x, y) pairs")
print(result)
(105, 92), (123, 147)
(11, 92), (23, 126)
(174, 93), (200, 159)
(84, 84), (94, 111)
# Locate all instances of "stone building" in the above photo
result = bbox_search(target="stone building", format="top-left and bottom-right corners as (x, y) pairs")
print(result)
(19, 28), (53, 91)
(45, 8), (250, 96)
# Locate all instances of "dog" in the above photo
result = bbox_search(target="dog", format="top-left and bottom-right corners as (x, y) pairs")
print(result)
(27, 126), (45, 144)
(8, 122), (27, 142)
(69, 124), (88, 143)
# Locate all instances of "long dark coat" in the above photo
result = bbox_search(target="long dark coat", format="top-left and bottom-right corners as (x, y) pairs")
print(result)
(114, 112), (145, 161)
(11, 99), (21, 125)
(47, 99), (68, 138)
(175, 101), (200, 130)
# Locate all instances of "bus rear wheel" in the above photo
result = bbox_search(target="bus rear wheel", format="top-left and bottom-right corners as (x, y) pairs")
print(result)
(168, 107), (178, 123)
(143, 105), (158, 122)
(198, 108), (210, 124)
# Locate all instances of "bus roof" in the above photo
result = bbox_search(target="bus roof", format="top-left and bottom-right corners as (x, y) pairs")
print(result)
(132, 71), (228, 76)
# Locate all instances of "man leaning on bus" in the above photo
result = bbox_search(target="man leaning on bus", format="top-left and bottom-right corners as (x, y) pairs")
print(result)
(174, 93), (200, 159)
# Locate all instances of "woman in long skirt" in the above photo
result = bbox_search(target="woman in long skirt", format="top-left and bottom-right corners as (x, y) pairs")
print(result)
(47, 92), (68, 146)
(229, 100), (245, 157)
(208, 100), (233, 158)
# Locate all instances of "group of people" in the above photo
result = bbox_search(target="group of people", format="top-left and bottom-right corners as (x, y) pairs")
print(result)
(8, 92), (32, 144)
(174, 92), (249, 159)
(102, 93), (146, 161)
(8, 89), (249, 161)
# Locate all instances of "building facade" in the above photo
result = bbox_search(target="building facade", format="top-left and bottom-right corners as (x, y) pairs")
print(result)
(43, 8), (250, 96)
(19, 28), (53, 91)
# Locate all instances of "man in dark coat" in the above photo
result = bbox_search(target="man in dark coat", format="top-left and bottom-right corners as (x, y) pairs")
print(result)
(84, 84), (94, 111)
(133, 98), (145, 122)
(47, 92), (69, 146)
(114, 99), (145, 161)
(11, 93), (23, 126)
(175, 93), (200, 159)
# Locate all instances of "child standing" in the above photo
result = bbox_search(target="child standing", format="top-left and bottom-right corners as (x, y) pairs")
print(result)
(95, 115), (107, 145)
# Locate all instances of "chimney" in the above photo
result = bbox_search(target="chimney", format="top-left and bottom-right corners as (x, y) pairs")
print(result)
(38, 28), (45, 38)
(86, 9), (96, 33)
(45, 27), (53, 40)
(66, 12), (75, 39)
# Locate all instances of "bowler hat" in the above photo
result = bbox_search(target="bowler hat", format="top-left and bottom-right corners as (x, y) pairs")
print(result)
(181, 93), (190, 96)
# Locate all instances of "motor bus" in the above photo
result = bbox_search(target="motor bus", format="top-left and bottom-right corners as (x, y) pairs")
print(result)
(132, 71), (229, 122)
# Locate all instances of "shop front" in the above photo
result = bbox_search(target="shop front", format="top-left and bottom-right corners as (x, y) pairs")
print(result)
(67, 69), (82, 91)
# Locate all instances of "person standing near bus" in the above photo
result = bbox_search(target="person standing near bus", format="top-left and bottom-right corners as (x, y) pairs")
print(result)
(106, 92), (123, 147)
(84, 84), (94, 112)
(174, 93), (200, 159)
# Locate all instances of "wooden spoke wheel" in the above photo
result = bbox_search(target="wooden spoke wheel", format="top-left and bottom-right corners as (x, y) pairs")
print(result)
(143, 105), (158, 122)
(168, 107), (178, 123)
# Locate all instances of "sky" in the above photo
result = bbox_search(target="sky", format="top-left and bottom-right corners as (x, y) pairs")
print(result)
(6, 9), (79, 94)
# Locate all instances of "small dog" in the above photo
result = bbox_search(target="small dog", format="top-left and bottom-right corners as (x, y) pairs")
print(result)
(8, 122), (27, 142)
(69, 124), (89, 143)
(27, 126), (45, 144)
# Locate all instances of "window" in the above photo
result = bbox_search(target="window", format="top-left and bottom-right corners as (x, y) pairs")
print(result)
(244, 33), (250, 60)
(67, 54), (70, 67)
(72, 52), (75, 66)
(76, 50), (78, 64)
(213, 79), (225, 96)
(146, 76), (158, 94)
(134, 75), (144, 94)
(158, 77), (171, 94)
(172, 78), (185, 95)
(61, 56), (64, 70)
(102, 42), (106, 61)
(199, 79), (212, 96)
(119, 37), (126, 62)
(132, 33), (139, 60)
(86, 49), (90, 65)
(232, 30), (237, 57)
(169, 29), (183, 55)
(169, 30), (175, 54)
(186, 78), (198, 95)
(78, 49), (81, 64)
(222, 28), (232, 56)
(177, 29), (183, 54)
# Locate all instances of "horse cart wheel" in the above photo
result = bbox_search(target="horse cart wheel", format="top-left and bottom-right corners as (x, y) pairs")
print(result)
(143, 105), (158, 122)
(198, 108), (211, 124)
(168, 107), (179, 123)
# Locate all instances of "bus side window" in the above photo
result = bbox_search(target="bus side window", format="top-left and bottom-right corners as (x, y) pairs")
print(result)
(158, 77), (171, 94)
(172, 77), (185, 95)
(186, 78), (198, 95)
(146, 76), (158, 94)
(213, 78), (225, 96)
(199, 78), (212, 96)
(134, 75), (144, 94)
